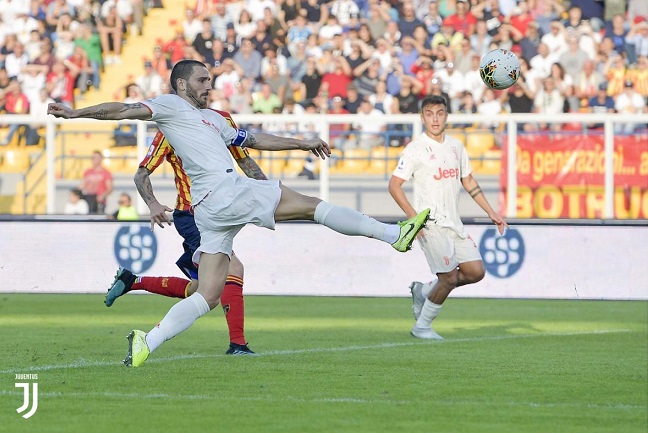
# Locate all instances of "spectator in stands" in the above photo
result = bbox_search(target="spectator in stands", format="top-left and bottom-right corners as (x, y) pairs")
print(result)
(574, 60), (602, 102)
(192, 18), (215, 65)
(633, 56), (648, 97)
(252, 82), (281, 113)
(64, 188), (90, 215)
(263, 57), (290, 103)
(586, 83), (615, 129)
(111, 193), (139, 220)
(320, 55), (352, 99)
(549, 62), (573, 95)
(228, 76), (254, 114)
(150, 43), (171, 81)
(383, 20), (401, 46)
(343, 83), (362, 113)
(210, 2), (232, 42)
(432, 19), (462, 50)
(444, 0), (476, 36)
(327, 94), (352, 149)
(477, 88), (502, 130)
(135, 60), (164, 99)
(423, 0), (443, 36)
(123, 82), (145, 103)
(65, 46), (94, 98)
(247, 0), (276, 22)
(397, 78), (422, 114)
(213, 58), (242, 99)
(80, 150), (113, 215)
(5, 42), (29, 79)
(252, 18), (274, 54)
(287, 40), (309, 83)
(604, 14), (628, 58)
(0, 68), (10, 111)
(463, 53), (486, 103)
(318, 15), (343, 48)
(352, 57), (381, 98)
(300, 56), (322, 102)
(209, 39), (231, 79)
(46, 59), (75, 108)
(469, 19), (493, 57)
(530, 42), (557, 81)
(31, 37), (55, 75)
(365, 4), (389, 42)
(305, 33), (323, 59)
(454, 38), (476, 75)
(19, 64), (45, 106)
(182, 8), (202, 43)
(503, 75), (535, 131)
(278, 0), (300, 31)
(0, 78), (31, 146)
(559, 34), (589, 82)
(330, 0), (360, 28)
(24, 30), (42, 62)
(517, 21), (541, 62)
(534, 76), (564, 131)
(261, 44), (287, 76)
(411, 55), (434, 96)
(302, 0), (328, 32)
(626, 19), (648, 64)
(398, 1), (424, 39)
(352, 97), (386, 150)
(541, 19), (567, 57)
(74, 24), (102, 91)
(234, 9), (257, 41)
(368, 80), (393, 114)
(615, 79), (647, 134)
(398, 37), (420, 78)
(434, 62), (465, 112)
(233, 38), (262, 81)
(604, 53), (627, 96)
(287, 14), (311, 51)
(97, 5), (123, 65)
(162, 27), (189, 65)
(45, 0), (76, 35)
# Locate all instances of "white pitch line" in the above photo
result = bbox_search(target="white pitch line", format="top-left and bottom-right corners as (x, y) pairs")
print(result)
(0, 329), (632, 374)
(0, 389), (643, 411)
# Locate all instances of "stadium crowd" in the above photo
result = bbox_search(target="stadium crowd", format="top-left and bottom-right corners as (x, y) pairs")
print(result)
(1, 0), (648, 148)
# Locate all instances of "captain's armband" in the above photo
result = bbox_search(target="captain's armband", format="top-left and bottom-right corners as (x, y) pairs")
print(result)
(232, 129), (249, 147)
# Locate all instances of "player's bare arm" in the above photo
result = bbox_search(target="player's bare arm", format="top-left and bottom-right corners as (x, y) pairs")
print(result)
(134, 166), (173, 229)
(461, 174), (508, 234)
(235, 156), (268, 181)
(241, 132), (331, 159)
(47, 102), (152, 121)
(388, 175), (418, 219)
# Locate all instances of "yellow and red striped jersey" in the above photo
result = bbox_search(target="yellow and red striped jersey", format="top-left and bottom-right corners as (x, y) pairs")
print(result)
(139, 109), (248, 211)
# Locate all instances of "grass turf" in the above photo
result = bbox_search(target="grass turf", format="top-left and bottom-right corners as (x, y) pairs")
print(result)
(0, 294), (646, 433)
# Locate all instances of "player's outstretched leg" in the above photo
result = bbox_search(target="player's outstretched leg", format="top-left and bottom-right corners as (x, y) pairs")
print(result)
(105, 268), (190, 307)
(275, 186), (429, 252)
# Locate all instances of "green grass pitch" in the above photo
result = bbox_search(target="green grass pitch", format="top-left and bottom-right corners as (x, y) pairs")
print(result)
(0, 294), (646, 433)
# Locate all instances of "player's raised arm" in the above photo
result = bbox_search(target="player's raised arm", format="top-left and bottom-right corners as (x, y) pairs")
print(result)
(47, 102), (152, 121)
(241, 132), (331, 160)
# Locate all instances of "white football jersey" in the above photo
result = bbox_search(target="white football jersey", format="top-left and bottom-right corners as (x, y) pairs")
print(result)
(142, 94), (239, 205)
(392, 133), (472, 237)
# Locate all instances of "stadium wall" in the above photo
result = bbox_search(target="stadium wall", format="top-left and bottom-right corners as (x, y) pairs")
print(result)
(1, 220), (646, 300)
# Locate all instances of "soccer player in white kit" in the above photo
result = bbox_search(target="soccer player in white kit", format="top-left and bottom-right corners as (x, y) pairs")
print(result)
(48, 60), (431, 367)
(389, 95), (507, 340)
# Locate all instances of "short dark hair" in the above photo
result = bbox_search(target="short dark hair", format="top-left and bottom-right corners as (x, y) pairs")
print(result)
(420, 95), (448, 112)
(170, 60), (207, 92)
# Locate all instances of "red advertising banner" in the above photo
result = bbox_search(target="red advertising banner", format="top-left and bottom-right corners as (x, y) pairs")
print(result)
(500, 134), (648, 218)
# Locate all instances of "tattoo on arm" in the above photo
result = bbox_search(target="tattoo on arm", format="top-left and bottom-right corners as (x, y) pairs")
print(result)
(468, 186), (483, 198)
(134, 168), (157, 204)
(94, 109), (109, 120)
(237, 156), (268, 180)
(125, 103), (144, 110)
(242, 132), (258, 149)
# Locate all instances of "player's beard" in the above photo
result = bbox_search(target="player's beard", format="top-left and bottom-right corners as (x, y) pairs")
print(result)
(187, 87), (208, 109)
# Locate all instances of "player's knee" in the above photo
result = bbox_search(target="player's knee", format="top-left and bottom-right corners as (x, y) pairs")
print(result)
(228, 254), (244, 278)
(186, 279), (199, 296)
(439, 271), (459, 288)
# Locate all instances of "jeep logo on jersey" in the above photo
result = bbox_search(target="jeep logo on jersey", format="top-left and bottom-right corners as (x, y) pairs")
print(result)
(114, 224), (158, 274)
(479, 228), (524, 278)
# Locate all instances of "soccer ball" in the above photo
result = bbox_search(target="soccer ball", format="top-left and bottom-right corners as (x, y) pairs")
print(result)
(479, 49), (521, 90)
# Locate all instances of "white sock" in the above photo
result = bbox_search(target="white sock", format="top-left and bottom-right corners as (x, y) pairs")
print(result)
(415, 299), (443, 328)
(422, 277), (439, 298)
(314, 201), (400, 244)
(145, 292), (211, 352)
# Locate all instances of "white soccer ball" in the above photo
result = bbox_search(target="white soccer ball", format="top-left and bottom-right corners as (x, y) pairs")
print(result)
(479, 49), (521, 90)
